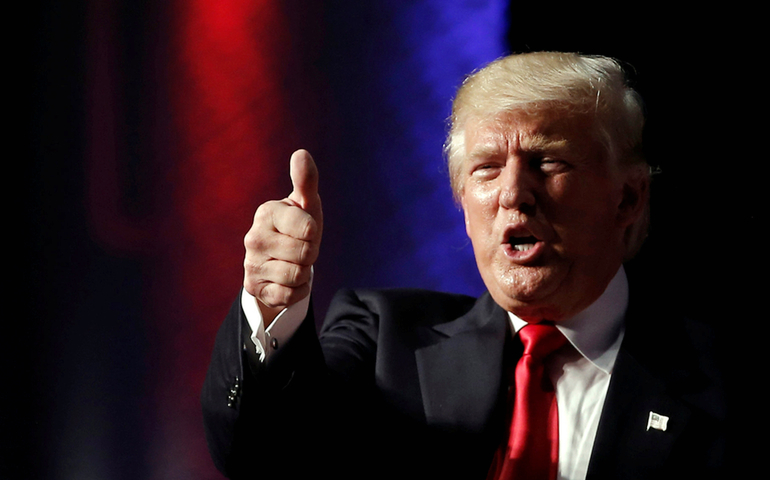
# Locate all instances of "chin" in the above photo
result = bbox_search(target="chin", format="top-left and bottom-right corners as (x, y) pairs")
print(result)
(485, 265), (570, 320)
(495, 294), (565, 322)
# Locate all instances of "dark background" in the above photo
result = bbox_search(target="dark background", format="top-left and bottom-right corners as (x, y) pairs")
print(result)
(18, 2), (756, 478)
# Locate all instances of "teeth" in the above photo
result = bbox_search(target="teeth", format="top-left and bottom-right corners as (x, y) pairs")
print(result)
(513, 244), (535, 252)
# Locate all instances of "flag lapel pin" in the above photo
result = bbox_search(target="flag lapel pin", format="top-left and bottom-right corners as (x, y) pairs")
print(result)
(646, 411), (669, 432)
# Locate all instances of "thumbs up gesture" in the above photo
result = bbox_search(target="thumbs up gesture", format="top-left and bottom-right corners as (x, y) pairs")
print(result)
(243, 150), (323, 326)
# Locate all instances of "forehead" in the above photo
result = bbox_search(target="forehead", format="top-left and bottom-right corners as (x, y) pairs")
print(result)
(463, 108), (602, 160)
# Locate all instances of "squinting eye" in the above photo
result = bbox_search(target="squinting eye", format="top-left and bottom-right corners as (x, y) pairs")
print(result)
(538, 159), (568, 174)
(473, 163), (498, 172)
(469, 164), (502, 181)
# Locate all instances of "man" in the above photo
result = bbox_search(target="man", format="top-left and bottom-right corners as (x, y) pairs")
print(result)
(202, 52), (725, 479)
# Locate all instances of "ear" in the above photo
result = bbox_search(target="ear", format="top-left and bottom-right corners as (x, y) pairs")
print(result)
(616, 166), (650, 228)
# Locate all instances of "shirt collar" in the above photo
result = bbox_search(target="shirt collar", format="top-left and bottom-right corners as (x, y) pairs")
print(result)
(508, 266), (628, 374)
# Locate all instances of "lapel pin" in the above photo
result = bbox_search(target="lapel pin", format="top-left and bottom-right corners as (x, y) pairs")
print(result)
(646, 411), (669, 432)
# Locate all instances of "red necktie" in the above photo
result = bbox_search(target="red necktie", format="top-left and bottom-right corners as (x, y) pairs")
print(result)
(489, 323), (566, 480)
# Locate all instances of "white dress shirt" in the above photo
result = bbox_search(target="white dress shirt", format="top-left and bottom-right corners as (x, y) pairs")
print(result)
(242, 267), (628, 480)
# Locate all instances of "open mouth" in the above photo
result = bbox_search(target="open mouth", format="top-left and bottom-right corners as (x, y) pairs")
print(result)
(502, 226), (545, 263)
(508, 235), (539, 252)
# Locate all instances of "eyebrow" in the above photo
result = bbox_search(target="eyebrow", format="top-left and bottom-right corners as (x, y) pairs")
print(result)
(467, 143), (505, 159)
(467, 134), (570, 159)
(526, 135), (569, 153)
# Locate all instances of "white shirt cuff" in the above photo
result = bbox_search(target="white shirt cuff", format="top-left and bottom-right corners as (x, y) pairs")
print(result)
(240, 274), (312, 363)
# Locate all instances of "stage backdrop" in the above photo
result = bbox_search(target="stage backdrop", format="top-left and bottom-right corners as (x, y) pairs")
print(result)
(29, 1), (506, 478)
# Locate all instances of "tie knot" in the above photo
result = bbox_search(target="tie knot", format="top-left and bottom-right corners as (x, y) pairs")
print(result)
(519, 323), (566, 361)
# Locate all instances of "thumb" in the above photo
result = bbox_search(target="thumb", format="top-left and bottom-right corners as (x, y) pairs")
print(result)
(287, 149), (322, 220)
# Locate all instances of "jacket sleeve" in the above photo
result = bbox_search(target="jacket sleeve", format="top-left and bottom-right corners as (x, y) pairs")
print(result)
(200, 292), (326, 478)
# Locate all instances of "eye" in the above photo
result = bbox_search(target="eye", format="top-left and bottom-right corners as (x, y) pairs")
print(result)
(534, 157), (570, 175)
(469, 161), (503, 179)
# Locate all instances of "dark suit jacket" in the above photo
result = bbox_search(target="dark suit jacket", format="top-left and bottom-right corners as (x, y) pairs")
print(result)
(201, 283), (725, 479)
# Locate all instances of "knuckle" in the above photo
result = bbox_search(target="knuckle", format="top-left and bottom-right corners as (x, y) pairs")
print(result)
(243, 275), (259, 296)
(251, 201), (281, 231)
(296, 241), (310, 264)
(254, 284), (274, 306)
(297, 241), (317, 265)
(263, 284), (291, 308)
(244, 230), (257, 248)
(254, 201), (274, 220)
(244, 260), (270, 294)
(285, 264), (301, 285)
(245, 228), (272, 253)
(244, 226), (267, 250)
(301, 216), (317, 240)
(243, 258), (258, 275)
(261, 281), (309, 309)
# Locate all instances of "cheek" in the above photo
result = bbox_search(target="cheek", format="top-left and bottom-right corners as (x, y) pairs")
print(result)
(463, 187), (499, 245)
(548, 190), (623, 255)
(544, 174), (581, 203)
(546, 176), (617, 220)
(465, 183), (500, 216)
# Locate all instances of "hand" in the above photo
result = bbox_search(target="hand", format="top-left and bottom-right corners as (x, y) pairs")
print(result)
(243, 149), (323, 326)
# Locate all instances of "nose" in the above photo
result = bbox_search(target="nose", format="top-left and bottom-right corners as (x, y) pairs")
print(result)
(499, 159), (536, 213)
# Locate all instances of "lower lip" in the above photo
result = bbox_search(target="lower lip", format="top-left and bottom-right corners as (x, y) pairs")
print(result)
(502, 240), (545, 264)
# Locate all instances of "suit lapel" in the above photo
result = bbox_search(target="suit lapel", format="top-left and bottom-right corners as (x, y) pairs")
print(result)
(586, 335), (694, 478)
(586, 283), (724, 478)
(415, 292), (509, 432)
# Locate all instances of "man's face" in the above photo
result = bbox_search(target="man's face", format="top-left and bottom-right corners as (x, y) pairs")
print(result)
(459, 108), (642, 322)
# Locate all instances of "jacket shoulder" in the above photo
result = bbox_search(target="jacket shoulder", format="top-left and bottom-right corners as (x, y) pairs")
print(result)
(325, 288), (480, 328)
